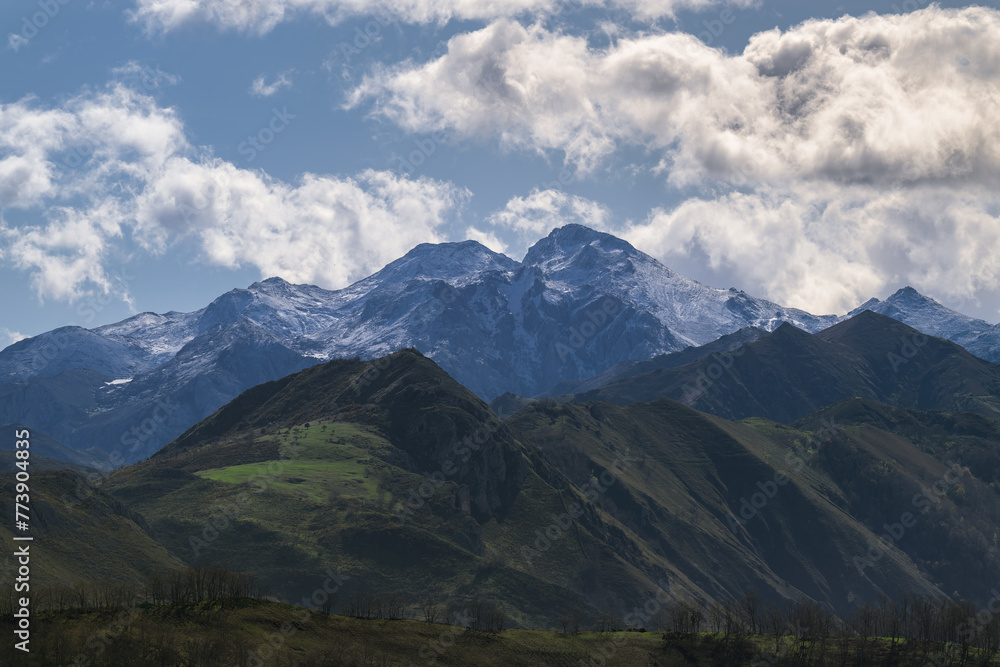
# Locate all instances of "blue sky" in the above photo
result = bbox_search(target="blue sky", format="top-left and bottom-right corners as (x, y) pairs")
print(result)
(1, 0), (998, 343)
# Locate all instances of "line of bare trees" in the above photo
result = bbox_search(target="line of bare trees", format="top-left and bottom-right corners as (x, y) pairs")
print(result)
(0, 565), (269, 617)
(468, 598), (508, 633)
(343, 591), (407, 620)
(653, 591), (1000, 665)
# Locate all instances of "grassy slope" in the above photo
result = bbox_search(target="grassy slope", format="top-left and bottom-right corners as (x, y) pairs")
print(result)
(0, 600), (665, 666)
(506, 399), (943, 613)
(0, 471), (183, 590)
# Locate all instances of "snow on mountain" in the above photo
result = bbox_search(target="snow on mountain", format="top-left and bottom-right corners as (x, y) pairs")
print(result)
(523, 224), (838, 347)
(849, 287), (1000, 362)
(2, 224), (995, 463)
(0, 326), (153, 383)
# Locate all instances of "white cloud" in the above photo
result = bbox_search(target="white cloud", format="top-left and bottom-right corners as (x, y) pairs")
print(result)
(350, 7), (1000, 186)
(111, 61), (182, 90)
(0, 83), (179, 305)
(2, 200), (128, 302)
(0, 85), (466, 302)
(128, 0), (756, 35)
(249, 71), (294, 97)
(133, 159), (467, 287)
(464, 226), (508, 254)
(1, 329), (26, 347)
(0, 85), (187, 300)
(624, 183), (1000, 316)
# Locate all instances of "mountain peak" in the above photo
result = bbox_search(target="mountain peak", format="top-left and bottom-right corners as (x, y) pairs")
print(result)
(250, 276), (293, 290)
(819, 309), (919, 345)
(770, 321), (812, 340)
(887, 286), (931, 303)
(522, 224), (638, 270)
(373, 239), (518, 284)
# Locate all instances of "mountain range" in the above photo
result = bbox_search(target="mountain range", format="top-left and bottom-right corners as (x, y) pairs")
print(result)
(1, 224), (997, 464)
(5, 225), (1000, 634)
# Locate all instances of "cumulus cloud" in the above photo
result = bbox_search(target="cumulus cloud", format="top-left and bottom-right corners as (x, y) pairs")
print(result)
(249, 71), (294, 97)
(351, 8), (1000, 186)
(0, 85), (466, 302)
(354, 6), (1000, 315)
(0, 85), (186, 210)
(133, 159), (466, 287)
(128, 0), (756, 35)
(0, 85), (187, 300)
(464, 226), (508, 254)
(624, 183), (1000, 315)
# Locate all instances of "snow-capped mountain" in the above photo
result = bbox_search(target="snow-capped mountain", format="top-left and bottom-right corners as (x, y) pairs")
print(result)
(849, 287), (1000, 362)
(1, 224), (994, 463)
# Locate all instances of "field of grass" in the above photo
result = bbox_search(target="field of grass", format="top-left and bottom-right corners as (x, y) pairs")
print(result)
(194, 423), (395, 503)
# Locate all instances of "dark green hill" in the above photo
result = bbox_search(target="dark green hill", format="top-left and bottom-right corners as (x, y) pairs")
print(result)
(11, 345), (1000, 636)
(538, 325), (768, 398)
(574, 311), (1000, 422)
(105, 350), (641, 627)
(102, 348), (989, 621)
(0, 470), (182, 591)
